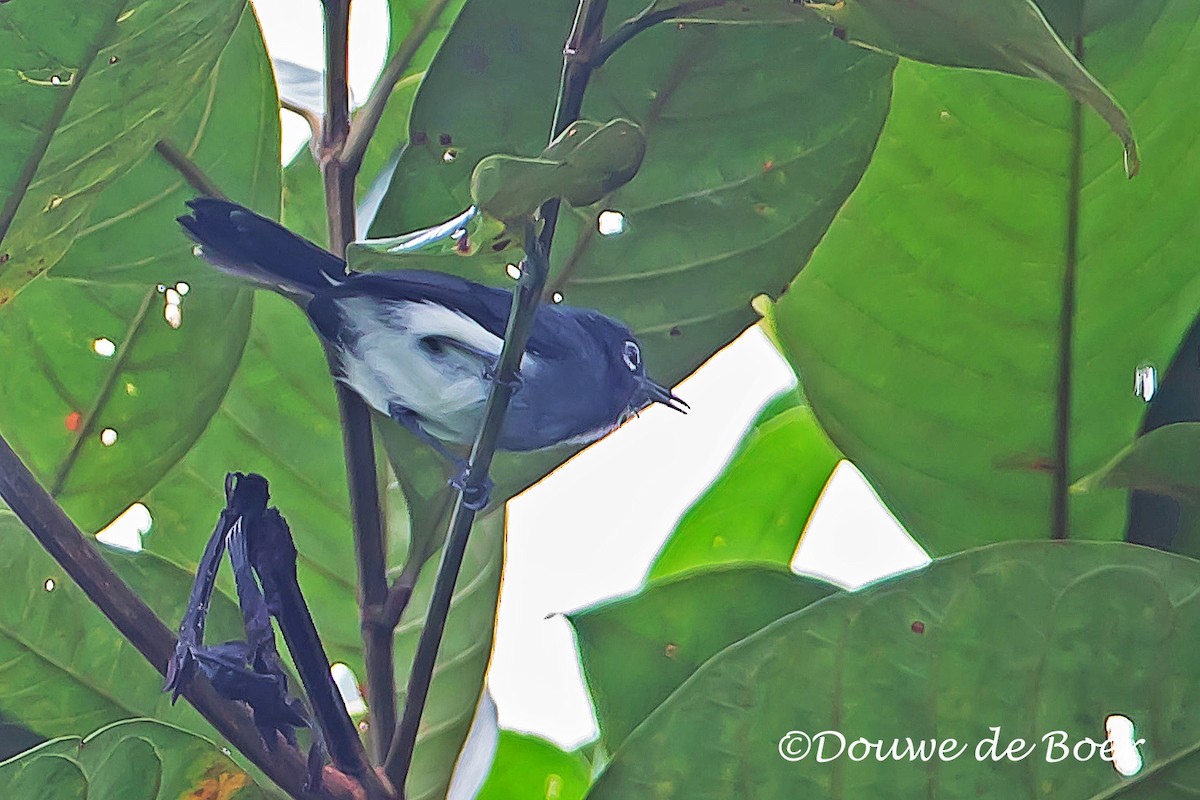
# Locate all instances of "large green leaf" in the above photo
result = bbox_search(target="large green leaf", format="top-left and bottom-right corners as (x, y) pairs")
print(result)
(773, 0), (1200, 553)
(801, 0), (1137, 174)
(476, 732), (591, 800)
(572, 565), (836, 752)
(649, 403), (841, 580)
(589, 541), (1200, 799)
(0, 513), (243, 740)
(0, 8), (278, 532)
(0, 0), (245, 300)
(0, 719), (264, 799)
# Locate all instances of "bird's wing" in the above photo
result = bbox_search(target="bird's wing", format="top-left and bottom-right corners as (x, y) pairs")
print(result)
(314, 270), (574, 359)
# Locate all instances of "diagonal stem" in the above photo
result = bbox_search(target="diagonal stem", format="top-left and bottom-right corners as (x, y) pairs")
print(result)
(383, 1), (610, 793)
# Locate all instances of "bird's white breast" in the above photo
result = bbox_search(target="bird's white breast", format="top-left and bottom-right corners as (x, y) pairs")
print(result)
(333, 298), (514, 444)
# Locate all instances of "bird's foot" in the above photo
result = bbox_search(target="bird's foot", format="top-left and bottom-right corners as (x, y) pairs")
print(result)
(450, 461), (493, 510)
(482, 363), (522, 390)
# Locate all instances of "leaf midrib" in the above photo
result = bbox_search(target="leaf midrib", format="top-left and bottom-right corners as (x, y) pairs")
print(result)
(49, 287), (155, 498)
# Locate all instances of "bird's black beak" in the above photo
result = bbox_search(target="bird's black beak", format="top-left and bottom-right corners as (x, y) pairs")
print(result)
(643, 377), (689, 414)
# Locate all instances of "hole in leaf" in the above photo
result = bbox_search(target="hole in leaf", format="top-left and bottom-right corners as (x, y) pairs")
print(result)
(331, 663), (367, 715)
(597, 210), (626, 236)
(1105, 715), (1143, 776)
(96, 503), (152, 553)
(100, 428), (118, 446)
(1134, 364), (1156, 402)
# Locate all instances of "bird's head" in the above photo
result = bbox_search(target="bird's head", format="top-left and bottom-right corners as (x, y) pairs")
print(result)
(582, 312), (688, 422)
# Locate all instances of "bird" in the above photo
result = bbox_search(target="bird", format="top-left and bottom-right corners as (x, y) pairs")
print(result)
(177, 198), (687, 507)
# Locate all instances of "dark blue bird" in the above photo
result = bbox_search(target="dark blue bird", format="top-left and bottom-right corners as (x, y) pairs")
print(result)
(178, 199), (686, 504)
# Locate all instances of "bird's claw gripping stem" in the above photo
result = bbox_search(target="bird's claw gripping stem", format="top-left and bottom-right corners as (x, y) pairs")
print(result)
(450, 460), (493, 510)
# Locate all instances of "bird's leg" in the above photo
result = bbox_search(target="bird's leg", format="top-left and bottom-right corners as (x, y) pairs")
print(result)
(482, 360), (522, 390)
(388, 403), (493, 509)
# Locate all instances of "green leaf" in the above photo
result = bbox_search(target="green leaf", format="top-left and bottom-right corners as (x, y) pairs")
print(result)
(0, 513), (244, 740)
(470, 119), (647, 222)
(663, 0), (814, 24)
(1076, 422), (1200, 500)
(649, 404), (842, 580)
(773, 2), (1200, 553)
(801, 0), (1137, 175)
(0, 8), (279, 532)
(52, 7), (282, 287)
(364, 0), (894, 509)
(3, 754), (86, 800)
(476, 732), (591, 800)
(0, 719), (264, 799)
(571, 565), (836, 750)
(394, 509), (505, 800)
(0, 0), (246, 300)
(588, 541), (1200, 799)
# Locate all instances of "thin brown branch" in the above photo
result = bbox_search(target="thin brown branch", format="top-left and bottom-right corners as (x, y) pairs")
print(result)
(343, 0), (458, 171)
(593, 0), (726, 67)
(320, 0), (398, 768)
(0, 436), (357, 800)
(155, 140), (228, 199)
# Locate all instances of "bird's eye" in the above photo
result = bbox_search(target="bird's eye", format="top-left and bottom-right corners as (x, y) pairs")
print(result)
(622, 340), (641, 372)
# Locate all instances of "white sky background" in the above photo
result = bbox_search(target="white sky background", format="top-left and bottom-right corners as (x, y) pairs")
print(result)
(241, 0), (931, 748)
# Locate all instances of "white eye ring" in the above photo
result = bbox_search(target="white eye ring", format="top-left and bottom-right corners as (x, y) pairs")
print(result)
(623, 340), (641, 372)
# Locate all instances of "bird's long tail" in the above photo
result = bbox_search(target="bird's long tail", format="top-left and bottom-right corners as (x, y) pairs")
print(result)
(178, 198), (346, 297)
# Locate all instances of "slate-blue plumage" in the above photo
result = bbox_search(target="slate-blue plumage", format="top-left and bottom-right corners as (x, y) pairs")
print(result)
(178, 198), (685, 471)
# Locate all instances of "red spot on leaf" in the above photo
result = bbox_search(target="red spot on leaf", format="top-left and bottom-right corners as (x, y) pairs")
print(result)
(911, 621), (925, 634)
(762, 160), (775, 172)
(65, 412), (82, 432)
